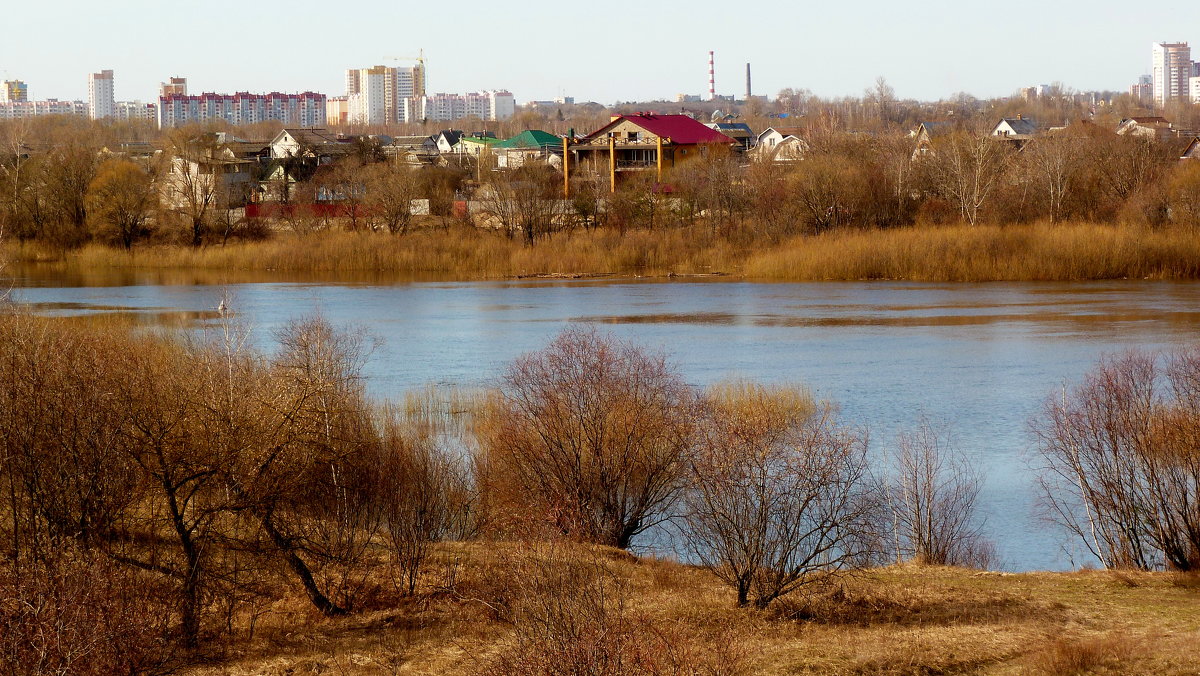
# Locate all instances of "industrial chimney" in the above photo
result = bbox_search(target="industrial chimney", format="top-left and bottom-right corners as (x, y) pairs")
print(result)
(745, 63), (751, 101)
(708, 51), (716, 101)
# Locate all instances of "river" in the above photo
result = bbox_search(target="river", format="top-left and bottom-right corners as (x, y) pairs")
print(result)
(8, 269), (1200, 571)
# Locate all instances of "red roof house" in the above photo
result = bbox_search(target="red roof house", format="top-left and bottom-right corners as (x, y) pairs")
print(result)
(568, 113), (735, 190)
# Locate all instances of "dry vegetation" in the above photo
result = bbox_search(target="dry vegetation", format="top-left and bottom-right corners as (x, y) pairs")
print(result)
(8, 220), (1200, 282)
(3, 314), (1200, 674)
(177, 548), (1200, 675)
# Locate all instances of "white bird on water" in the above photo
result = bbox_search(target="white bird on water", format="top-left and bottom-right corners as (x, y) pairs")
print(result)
(217, 299), (227, 315)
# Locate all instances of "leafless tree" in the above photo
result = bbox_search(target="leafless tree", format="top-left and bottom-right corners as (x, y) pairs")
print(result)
(887, 418), (992, 568)
(481, 164), (564, 245)
(478, 327), (698, 549)
(925, 130), (1012, 226)
(362, 160), (420, 234)
(1032, 350), (1200, 571)
(684, 384), (879, 608)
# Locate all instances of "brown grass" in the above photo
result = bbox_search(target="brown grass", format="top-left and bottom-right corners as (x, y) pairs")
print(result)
(177, 544), (1200, 676)
(9, 221), (1200, 283)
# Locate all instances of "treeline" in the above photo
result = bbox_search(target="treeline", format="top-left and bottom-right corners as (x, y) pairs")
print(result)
(9, 113), (1200, 259)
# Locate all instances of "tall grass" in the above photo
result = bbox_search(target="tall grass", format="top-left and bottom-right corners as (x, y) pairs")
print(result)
(7, 221), (1200, 282)
(744, 222), (1200, 281)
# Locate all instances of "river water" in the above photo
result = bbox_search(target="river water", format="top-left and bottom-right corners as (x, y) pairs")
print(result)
(8, 269), (1200, 571)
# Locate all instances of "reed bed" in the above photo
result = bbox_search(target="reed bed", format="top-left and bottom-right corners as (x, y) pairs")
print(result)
(745, 222), (1200, 281)
(7, 221), (1200, 282)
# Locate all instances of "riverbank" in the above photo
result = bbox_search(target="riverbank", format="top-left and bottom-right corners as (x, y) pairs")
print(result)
(6, 221), (1200, 282)
(183, 541), (1198, 675)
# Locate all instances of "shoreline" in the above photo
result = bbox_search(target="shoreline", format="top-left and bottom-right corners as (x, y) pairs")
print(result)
(5, 221), (1200, 284)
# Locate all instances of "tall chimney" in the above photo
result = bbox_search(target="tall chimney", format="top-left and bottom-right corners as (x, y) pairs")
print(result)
(708, 51), (716, 101)
(745, 63), (751, 100)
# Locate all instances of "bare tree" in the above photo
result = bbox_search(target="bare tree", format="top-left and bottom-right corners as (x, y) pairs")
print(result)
(1032, 350), (1200, 571)
(685, 384), (879, 608)
(481, 164), (564, 245)
(887, 418), (992, 567)
(362, 161), (420, 234)
(925, 130), (1012, 226)
(478, 327), (698, 549)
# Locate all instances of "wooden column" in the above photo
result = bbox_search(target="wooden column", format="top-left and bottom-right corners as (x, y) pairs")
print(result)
(609, 135), (616, 193)
(562, 137), (571, 199)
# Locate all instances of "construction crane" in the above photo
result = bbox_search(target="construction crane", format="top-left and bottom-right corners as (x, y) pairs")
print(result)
(384, 50), (426, 96)
(385, 49), (425, 72)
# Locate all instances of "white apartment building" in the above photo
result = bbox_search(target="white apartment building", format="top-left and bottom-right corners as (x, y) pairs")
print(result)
(1152, 42), (1191, 108)
(0, 99), (87, 120)
(116, 101), (158, 122)
(403, 90), (515, 123)
(347, 66), (389, 125)
(157, 92), (326, 128)
(343, 64), (426, 125)
(88, 69), (115, 119)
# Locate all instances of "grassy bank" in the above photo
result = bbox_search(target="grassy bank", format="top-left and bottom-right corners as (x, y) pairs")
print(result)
(186, 540), (1199, 675)
(7, 222), (1200, 282)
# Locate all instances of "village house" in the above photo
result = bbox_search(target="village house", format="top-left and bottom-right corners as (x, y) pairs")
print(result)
(990, 115), (1038, 147)
(567, 113), (734, 191)
(910, 121), (952, 158)
(161, 133), (267, 210)
(495, 130), (562, 168)
(1116, 116), (1174, 141)
(706, 122), (756, 151)
(751, 126), (808, 162)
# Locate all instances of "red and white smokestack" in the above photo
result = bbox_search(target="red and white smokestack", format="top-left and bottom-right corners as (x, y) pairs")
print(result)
(708, 50), (715, 101)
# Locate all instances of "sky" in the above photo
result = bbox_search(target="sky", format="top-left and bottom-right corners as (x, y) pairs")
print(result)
(3, 0), (1197, 105)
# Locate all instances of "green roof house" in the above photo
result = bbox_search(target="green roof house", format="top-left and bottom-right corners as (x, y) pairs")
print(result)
(496, 130), (563, 168)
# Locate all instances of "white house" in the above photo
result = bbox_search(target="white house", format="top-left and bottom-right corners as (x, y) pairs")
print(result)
(750, 127), (807, 162)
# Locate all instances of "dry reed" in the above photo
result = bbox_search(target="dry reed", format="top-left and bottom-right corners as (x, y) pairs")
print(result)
(7, 221), (1200, 282)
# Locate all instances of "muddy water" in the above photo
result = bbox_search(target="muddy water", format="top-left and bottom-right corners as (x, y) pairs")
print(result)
(8, 270), (1200, 571)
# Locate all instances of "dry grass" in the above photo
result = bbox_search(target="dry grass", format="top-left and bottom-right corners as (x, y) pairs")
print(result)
(744, 222), (1200, 282)
(10, 221), (1200, 283)
(180, 544), (1200, 676)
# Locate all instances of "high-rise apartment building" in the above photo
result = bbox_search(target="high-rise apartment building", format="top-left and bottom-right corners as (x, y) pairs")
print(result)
(344, 63), (426, 125)
(1129, 74), (1153, 104)
(88, 69), (115, 119)
(160, 77), (187, 98)
(116, 101), (158, 122)
(1152, 42), (1191, 107)
(403, 90), (515, 123)
(1, 80), (29, 102)
(157, 91), (326, 128)
(0, 99), (87, 120)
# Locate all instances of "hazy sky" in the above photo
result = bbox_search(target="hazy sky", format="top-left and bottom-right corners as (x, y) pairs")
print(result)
(3, 1), (1196, 104)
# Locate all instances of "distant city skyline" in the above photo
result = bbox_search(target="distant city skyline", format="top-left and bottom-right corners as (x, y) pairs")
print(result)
(4, 1), (1199, 105)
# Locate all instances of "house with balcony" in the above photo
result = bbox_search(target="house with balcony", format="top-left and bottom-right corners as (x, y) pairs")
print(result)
(567, 113), (734, 191)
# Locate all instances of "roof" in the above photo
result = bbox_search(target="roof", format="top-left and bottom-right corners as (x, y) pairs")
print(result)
(277, 128), (342, 146)
(585, 113), (733, 145)
(460, 136), (503, 146)
(708, 122), (755, 134)
(759, 126), (807, 140)
(996, 117), (1038, 135)
(914, 121), (953, 138)
(1123, 116), (1170, 125)
(496, 130), (561, 149)
(391, 135), (436, 147)
(436, 130), (464, 146)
